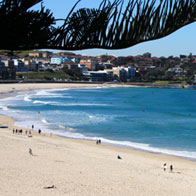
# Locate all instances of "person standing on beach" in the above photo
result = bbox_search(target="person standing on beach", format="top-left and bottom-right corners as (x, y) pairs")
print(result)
(170, 165), (173, 172)
(163, 163), (167, 171)
(29, 148), (33, 155)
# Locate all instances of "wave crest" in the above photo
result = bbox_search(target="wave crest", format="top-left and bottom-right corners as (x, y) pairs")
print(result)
(59, 125), (77, 131)
(0, 105), (9, 111)
(24, 96), (32, 102)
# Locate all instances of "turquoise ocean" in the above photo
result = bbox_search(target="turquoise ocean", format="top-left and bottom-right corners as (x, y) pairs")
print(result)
(1, 87), (196, 159)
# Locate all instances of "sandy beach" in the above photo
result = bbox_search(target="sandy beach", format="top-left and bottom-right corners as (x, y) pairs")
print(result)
(0, 82), (139, 94)
(0, 83), (196, 196)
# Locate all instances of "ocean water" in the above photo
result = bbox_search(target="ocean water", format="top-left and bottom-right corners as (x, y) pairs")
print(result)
(1, 87), (196, 159)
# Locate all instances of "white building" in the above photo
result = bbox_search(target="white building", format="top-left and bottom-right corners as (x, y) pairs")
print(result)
(168, 66), (184, 76)
(12, 59), (26, 71)
(78, 64), (88, 73)
(124, 66), (136, 79)
(51, 56), (64, 65)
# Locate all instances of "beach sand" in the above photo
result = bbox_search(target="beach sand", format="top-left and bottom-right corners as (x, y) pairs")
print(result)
(0, 82), (139, 94)
(0, 83), (196, 196)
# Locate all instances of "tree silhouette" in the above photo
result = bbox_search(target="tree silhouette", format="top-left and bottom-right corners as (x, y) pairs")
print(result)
(1, 0), (196, 51)
(0, 0), (55, 52)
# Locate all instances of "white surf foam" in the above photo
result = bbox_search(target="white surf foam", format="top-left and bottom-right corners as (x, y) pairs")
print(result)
(100, 138), (196, 160)
(88, 115), (107, 121)
(33, 100), (59, 105)
(59, 103), (109, 107)
(41, 119), (49, 124)
(0, 105), (9, 111)
(24, 96), (32, 102)
(59, 125), (77, 131)
(33, 88), (72, 98)
(35, 90), (65, 98)
(50, 132), (196, 160)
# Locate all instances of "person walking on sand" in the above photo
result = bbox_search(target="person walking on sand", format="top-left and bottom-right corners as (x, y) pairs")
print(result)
(163, 163), (167, 171)
(170, 165), (173, 172)
(29, 148), (33, 155)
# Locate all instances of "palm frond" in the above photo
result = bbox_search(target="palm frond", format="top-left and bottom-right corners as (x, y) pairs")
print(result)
(0, 0), (55, 51)
(53, 0), (196, 50)
(1, 0), (196, 51)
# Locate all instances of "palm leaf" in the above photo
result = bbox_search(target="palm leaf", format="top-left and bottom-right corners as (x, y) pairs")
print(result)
(53, 0), (196, 50)
(1, 0), (196, 51)
(0, 0), (55, 51)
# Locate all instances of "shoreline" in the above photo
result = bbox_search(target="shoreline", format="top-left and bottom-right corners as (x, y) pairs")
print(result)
(0, 81), (184, 94)
(0, 83), (193, 161)
(0, 114), (194, 164)
(1, 83), (196, 195)
(0, 82), (145, 93)
(1, 116), (196, 196)
(0, 83), (194, 161)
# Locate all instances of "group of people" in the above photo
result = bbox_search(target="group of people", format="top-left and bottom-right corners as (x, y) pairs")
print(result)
(13, 128), (23, 134)
(13, 128), (31, 135)
(96, 139), (102, 144)
(12, 125), (42, 135)
(163, 163), (173, 172)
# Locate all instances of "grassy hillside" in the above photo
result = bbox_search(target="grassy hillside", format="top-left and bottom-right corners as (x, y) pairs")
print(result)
(0, 50), (33, 57)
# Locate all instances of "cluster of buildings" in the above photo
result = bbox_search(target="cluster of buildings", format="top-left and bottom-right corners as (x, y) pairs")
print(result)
(0, 51), (196, 82)
(0, 57), (16, 80)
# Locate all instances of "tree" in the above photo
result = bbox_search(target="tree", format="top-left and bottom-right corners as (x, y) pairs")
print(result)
(1, 0), (196, 52)
(144, 68), (165, 81)
(0, 0), (55, 52)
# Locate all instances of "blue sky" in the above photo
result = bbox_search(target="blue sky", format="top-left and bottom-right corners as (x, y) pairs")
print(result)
(34, 0), (196, 57)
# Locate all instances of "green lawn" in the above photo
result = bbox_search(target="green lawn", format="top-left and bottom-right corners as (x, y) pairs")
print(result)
(154, 80), (184, 85)
(16, 71), (71, 81)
